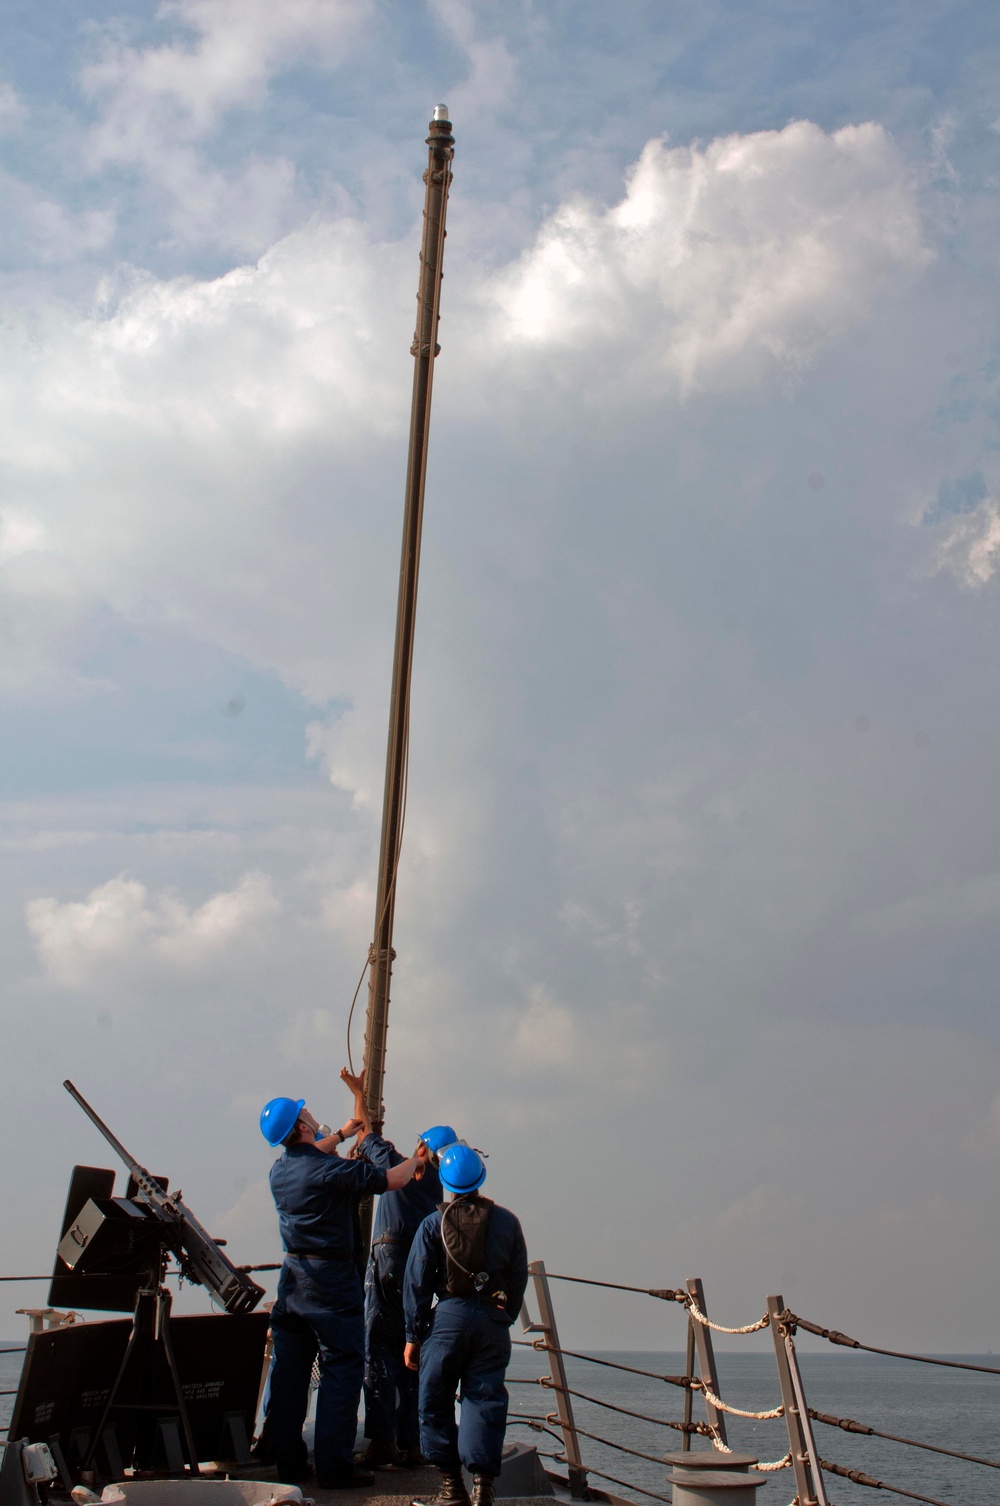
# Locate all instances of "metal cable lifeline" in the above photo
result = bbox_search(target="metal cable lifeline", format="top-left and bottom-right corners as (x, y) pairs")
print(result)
(535, 1374), (711, 1435)
(548, 1417), (680, 1468)
(512, 1336), (694, 1388)
(543, 1270), (772, 1335)
(789, 1311), (1000, 1376)
(818, 1456), (953, 1506)
(810, 1406), (1000, 1471)
(544, 1272), (686, 1302)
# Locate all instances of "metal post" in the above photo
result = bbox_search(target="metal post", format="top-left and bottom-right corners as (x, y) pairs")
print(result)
(528, 1260), (590, 1499)
(682, 1314), (696, 1451)
(686, 1278), (728, 1449)
(767, 1295), (828, 1506)
(361, 105), (455, 1144)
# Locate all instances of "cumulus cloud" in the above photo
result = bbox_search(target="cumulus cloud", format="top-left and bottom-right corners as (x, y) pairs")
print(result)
(81, 0), (368, 249)
(84, 0), (366, 144)
(0, 118), (928, 708)
(25, 869), (279, 986)
(494, 120), (928, 395)
(932, 495), (1000, 586)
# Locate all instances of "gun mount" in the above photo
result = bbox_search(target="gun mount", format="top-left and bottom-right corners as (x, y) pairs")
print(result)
(62, 1080), (264, 1316)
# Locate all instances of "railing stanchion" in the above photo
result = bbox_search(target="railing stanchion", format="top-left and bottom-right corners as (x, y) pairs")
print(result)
(681, 1315), (695, 1451)
(767, 1294), (828, 1506)
(686, 1277), (728, 1448)
(528, 1259), (590, 1498)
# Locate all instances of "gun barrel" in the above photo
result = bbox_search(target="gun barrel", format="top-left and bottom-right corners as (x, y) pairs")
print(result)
(64, 1079), (141, 1171)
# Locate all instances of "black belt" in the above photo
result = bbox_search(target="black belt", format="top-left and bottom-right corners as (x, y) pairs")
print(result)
(286, 1250), (353, 1262)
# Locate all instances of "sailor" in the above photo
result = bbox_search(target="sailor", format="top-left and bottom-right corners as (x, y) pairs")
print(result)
(260, 1074), (423, 1489)
(356, 1120), (459, 1468)
(403, 1144), (529, 1506)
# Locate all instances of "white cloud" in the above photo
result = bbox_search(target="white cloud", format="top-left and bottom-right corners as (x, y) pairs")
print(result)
(933, 496), (1000, 586)
(81, 1), (367, 250)
(0, 119), (927, 704)
(85, 0), (366, 141)
(25, 869), (279, 986)
(493, 120), (928, 395)
(511, 985), (576, 1069)
(0, 512), (46, 564)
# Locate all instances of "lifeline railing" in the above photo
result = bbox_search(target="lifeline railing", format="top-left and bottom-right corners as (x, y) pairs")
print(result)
(2, 1269), (999, 1505)
(505, 1266), (1000, 1506)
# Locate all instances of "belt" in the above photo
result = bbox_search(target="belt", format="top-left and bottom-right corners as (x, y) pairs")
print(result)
(286, 1250), (354, 1262)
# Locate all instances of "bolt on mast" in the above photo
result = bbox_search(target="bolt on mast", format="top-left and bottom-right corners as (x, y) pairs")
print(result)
(361, 106), (455, 1143)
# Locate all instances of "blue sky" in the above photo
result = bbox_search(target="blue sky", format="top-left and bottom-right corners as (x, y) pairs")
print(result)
(0, 0), (999, 1352)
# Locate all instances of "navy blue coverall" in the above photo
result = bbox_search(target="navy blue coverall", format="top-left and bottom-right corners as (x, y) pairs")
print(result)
(361, 1140), (444, 1454)
(268, 1137), (389, 1485)
(403, 1202), (528, 1478)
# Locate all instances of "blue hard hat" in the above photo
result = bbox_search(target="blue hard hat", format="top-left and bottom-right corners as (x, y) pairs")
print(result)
(260, 1097), (305, 1148)
(419, 1124), (458, 1155)
(439, 1143), (486, 1195)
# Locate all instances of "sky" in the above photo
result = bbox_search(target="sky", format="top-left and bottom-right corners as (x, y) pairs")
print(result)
(0, 0), (999, 1361)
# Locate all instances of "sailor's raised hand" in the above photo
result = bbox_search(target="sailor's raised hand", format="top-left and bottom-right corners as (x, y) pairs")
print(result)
(340, 1066), (365, 1095)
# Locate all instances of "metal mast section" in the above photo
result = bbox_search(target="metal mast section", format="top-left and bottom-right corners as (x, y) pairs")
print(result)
(361, 106), (455, 1137)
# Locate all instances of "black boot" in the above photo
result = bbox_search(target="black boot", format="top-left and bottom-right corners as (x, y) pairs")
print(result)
(355, 1439), (403, 1469)
(470, 1475), (495, 1506)
(412, 1470), (471, 1506)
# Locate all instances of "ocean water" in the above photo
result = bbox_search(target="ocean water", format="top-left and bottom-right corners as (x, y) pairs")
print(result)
(505, 1347), (1000, 1506)
(2, 1342), (997, 1505)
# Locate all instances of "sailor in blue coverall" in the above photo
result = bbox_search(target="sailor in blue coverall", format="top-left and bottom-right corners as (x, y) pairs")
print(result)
(403, 1145), (528, 1506)
(359, 1124), (458, 1467)
(260, 1080), (423, 1489)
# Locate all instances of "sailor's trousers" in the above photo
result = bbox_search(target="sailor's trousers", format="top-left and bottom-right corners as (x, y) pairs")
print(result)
(417, 1299), (511, 1477)
(364, 1245), (420, 1450)
(269, 1256), (364, 1484)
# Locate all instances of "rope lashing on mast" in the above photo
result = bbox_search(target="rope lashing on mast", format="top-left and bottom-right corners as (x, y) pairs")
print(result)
(788, 1312), (1000, 1375)
(818, 1457), (954, 1506)
(809, 1408), (1000, 1471)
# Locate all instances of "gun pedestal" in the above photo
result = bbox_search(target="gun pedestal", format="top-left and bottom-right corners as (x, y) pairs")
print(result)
(82, 1249), (201, 1479)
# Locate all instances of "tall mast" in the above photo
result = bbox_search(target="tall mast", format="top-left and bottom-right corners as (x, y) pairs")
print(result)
(361, 106), (455, 1135)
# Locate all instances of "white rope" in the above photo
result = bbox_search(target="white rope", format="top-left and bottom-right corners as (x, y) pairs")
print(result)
(686, 1296), (770, 1334)
(701, 1384), (784, 1420)
(754, 1453), (793, 1472)
(708, 1428), (732, 1453)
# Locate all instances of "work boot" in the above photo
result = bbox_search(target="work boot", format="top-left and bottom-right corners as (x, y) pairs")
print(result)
(411, 1470), (471, 1506)
(316, 1467), (376, 1489)
(355, 1439), (403, 1469)
(470, 1475), (495, 1506)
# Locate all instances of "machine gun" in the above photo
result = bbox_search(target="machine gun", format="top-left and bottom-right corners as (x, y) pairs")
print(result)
(63, 1079), (264, 1316)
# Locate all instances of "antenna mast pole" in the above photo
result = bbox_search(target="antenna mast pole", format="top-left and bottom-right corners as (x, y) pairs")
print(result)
(361, 107), (455, 1138)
